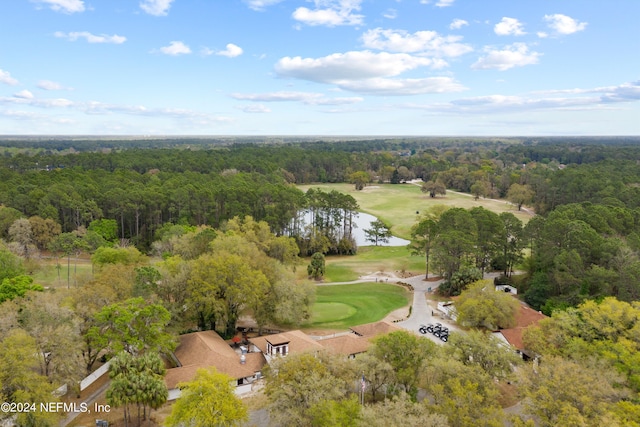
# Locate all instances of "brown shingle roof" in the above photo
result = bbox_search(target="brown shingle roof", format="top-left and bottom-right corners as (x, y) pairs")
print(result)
(499, 303), (547, 350)
(350, 321), (402, 337)
(318, 334), (371, 356)
(249, 330), (323, 355)
(174, 330), (237, 365)
(165, 331), (265, 389)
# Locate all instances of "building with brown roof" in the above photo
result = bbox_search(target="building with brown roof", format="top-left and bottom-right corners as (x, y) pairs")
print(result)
(317, 333), (372, 358)
(349, 320), (402, 338)
(247, 322), (404, 365)
(249, 330), (324, 363)
(493, 302), (547, 360)
(165, 331), (265, 399)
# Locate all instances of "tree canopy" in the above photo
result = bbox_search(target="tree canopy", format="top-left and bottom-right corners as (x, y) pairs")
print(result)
(166, 367), (248, 427)
(456, 280), (519, 330)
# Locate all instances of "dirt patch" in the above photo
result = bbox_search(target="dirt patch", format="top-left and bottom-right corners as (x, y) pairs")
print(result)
(382, 306), (411, 323)
(497, 381), (521, 408)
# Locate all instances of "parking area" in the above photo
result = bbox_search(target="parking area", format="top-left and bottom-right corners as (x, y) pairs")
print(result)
(394, 275), (460, 344)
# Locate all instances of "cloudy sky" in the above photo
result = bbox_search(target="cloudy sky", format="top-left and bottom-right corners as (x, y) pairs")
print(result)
(0, 0), (638, 135)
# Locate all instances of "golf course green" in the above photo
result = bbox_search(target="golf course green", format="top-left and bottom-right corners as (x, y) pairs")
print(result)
(306, 282), (410, 330)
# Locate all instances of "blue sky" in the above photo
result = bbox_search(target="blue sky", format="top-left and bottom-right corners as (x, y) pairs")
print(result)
(1, 0), (639, 136)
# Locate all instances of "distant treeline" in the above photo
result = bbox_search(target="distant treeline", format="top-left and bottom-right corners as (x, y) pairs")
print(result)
(2, 136), (640, 242)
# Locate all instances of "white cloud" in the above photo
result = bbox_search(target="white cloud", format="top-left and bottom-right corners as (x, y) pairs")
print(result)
(535, 82), (640, 101)
(0, 95), (74, 108)
(233, 92), (321, 102)
(0, 110), (43, 120)
(0, 93), (234, 126)
(216, 44), (243, 58)
(337, 76), (466, 95)
(274, 51), (466, 96)
(243, 0), (284, 11)
(449, 94), (597, 112)
(544, 14), (587, 35)
(237, 104), (271, 113)
(361, 28), (473, 57)
(411, 81), (640, 115)
(449, 19), (468, 30)
(420, 0), (455, 6)
(313, 96), (365, 105)
(276, 51), (440, 83)
(594, 80), (640, 103)
(494, 17), (526, 36)
(231, 91), (364, 105)
(537, 32), (548, 39)
(37, 80), (64, 90)
(54, 31), (127, 44)
(383, 9), (397, 20)
(31, 0), (85, 14)
(0, 70), (19, 86)
(472, 43), (541, 71)
(14, 90), (34, 99)
(292, 0), (364, 27)
(158, 41), (192, 55)
(140, 0), (174, 16)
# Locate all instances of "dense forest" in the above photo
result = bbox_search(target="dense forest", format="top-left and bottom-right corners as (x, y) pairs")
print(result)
(3, 136), (640, 426)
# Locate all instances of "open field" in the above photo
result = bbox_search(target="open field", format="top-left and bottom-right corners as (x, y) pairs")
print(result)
(30, 258), (93, 289)
(298, 183), (532, 239)
(305, 282), (410, 330)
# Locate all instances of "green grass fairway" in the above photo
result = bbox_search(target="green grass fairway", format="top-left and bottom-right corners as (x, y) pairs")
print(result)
(325, 246), (426, 280)
(305, 282), (410, 330)
(298, 183), (531, 239)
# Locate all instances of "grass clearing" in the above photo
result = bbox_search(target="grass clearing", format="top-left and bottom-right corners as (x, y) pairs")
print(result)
(305, 282), (410, 330)
(325, 246), (426, 280)
(30, 259), (93, 289)
(324, 263), (360, 282)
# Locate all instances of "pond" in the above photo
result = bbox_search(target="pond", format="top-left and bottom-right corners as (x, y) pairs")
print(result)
(300, 211), (410, 247)
(351, 212), (410, 247)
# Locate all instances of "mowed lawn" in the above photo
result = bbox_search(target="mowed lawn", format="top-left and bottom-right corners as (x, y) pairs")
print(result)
(305, 282), (410, 330)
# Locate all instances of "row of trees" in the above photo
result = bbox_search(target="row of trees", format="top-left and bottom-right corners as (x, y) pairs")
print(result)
(0, 168), (305, 248)
(293, 188), (360, 255)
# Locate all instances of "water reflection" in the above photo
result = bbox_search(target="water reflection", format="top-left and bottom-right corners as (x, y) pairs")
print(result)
(300, 210), (409, 247)
(351, 212), (410, 247)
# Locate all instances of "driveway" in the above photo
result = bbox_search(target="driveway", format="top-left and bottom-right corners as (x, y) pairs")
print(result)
(392, 274), (460, 344)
